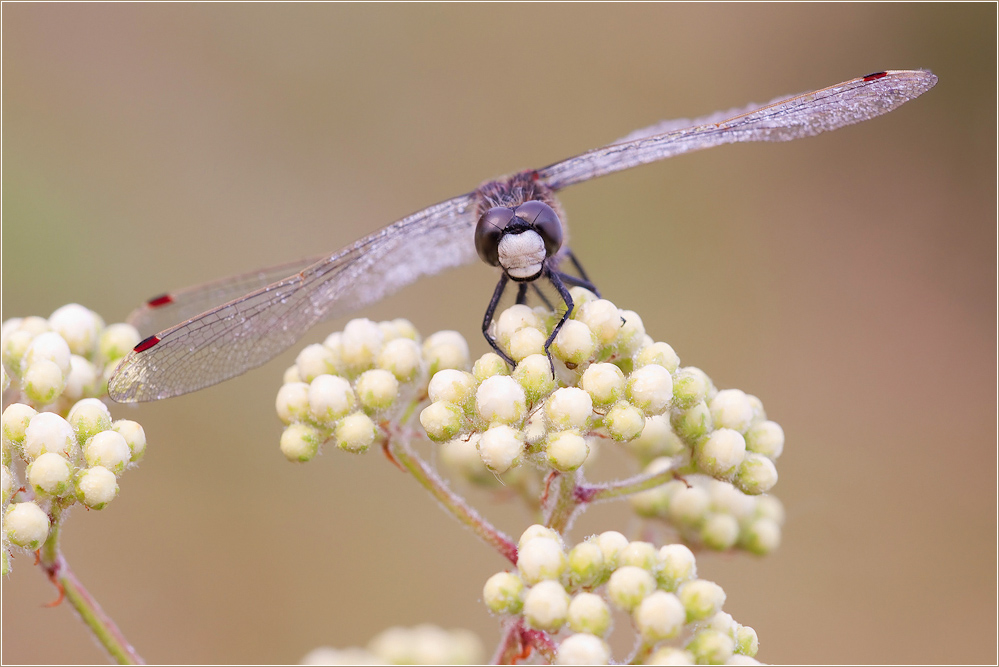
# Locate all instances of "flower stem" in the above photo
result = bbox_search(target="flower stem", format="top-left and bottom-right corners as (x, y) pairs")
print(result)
(386, 426), (518, 564)
(575, 462), (679, 504)
(543, 471), (579, 534)
(38, 504), (144, 665)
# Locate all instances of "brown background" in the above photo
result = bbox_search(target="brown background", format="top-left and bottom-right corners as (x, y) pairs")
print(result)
(2, 4), (995, 665)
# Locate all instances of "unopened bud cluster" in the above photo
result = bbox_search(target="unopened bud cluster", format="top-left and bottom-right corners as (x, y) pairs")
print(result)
(421, 290), (784, 492)
(1, 306), (148, 574)
(482, 525), (760, 664)
(2, 304), (140, 410)
(276, 318), (472, 460)
(301, 624), (484, 665)
(630, 472), (786, 555)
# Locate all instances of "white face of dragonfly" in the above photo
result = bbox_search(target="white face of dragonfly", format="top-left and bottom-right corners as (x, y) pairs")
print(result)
(497, 230), (547, 280)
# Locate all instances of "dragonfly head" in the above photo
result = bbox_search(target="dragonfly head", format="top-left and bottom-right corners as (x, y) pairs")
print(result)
(475, 200), (563, 281)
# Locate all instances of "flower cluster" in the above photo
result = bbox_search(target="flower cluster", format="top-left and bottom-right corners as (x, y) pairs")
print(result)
(277, 291), (785, 494)
(275, 317), (469, 460)
(483, 525), (760, 665)
(630, 473), (785, 555)
(1, 305), (146, 575)
(300, 624), (484, 665)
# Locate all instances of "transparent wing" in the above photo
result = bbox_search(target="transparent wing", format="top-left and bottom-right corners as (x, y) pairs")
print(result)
(109, 194), (477, 402)
(126, 256), (327, 338)
(537, 70), (937, 190)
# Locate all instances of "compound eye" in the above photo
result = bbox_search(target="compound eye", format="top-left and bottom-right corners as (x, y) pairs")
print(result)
(516, 200), (563, 258)
(475, 207), (515, 266)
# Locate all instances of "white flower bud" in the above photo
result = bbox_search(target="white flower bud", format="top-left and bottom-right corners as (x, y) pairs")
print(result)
(2, 403), (37, 452)
(568, 539), (606, 588)
(686, 629), (734, 665)
(427, 369), (477, 407)
(627, 364), (673, 416)
(629, 458), (677, 518)
(576, 299), (621, 346)
(307, 375), (355, 425)
(545, 431), (589, 472)
(512, 354), (555, 403)
(551, 319), (597, 366)
(1, 465), (12, 502)
(518, 524), (561, 550)
(335, 413), (377, 453)
(734, 453), (778, 495)
(280, 423), (323, 462)
(629, 416), (685, 462)
(745, 420), (784, 459)
(604, 401), (644, 441)
(635, 341), (680, 373)
(522, 580), (570, 632)
(419, 401), (464, 443)
(340, 318), (383, 373)
(518, 536), (568, 585)
(25, 331), (71, 376)
(423, 331), (470, 373)
(23, 412), (76, 459)
(483, 571), (525, 614)
(113, 420), (147, 462)
(742, 517), (781, 555)
(607, 565), (656, 611)
(98, 323), (140, 362)
(615, 310), (645, 356)
(472, 353), (509, 381)
(68, 398), (113, 445)
(567, 592), (611, 636)
(354, 369), (399, 412)
(27, 452), (73, 497)
(5, 502), (50, 548)
(84, 430), (131, 475)
(296, 344), (337, 383)
(701, 513), (739, 550)
(64, 355), (98, 401)
(697, 429), (746, 478)
(672, 401), (712, 441)
(635, 591), (686, 642)
(379, 318), (419, 342)
(595, 530), (629, 569)
(49, 304), (103, 357)
(476, 375), (526, 426)
(668, 483), (710, 525)
(618, 541), (657, 571)
(756, 495), (785, 524)
(75, 466), (118, 509)
(657, 544), (697, 591)
(736, 624), (760, 656)
(477, 425), (525, 474)
(708, 479), (755, 520)
(23, 359), (66, 405)
(276, 382), (311, 424)
(580, 363), (625, 406)
(672, 367), (710, 409)
(709, 389), (754, 433)
(376, 338), (423, 382)
(282, 365), (302, 384)
(555, 633), (610, 666)
(544, 387), (592, 432)
(679, 579), (726, 621)
(2, 329), (34, 376)
(507, 327), (546, 362)
(495, 304), (543, 347)
(646, 647), (695, 665)
(440, 434), (492, 484)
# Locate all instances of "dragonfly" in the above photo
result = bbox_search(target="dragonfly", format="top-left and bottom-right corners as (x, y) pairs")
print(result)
(108, 69), (937, 403)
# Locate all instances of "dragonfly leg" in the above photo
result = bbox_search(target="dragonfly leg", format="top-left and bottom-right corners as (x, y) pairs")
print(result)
(515, 282), (530, 306)
(543, 267), (575, 378)
(483, 273), (517, 367)
(529, 283), (555, 310)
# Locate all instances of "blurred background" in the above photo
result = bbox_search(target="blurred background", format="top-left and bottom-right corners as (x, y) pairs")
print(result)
(2, 4), (995, 664)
